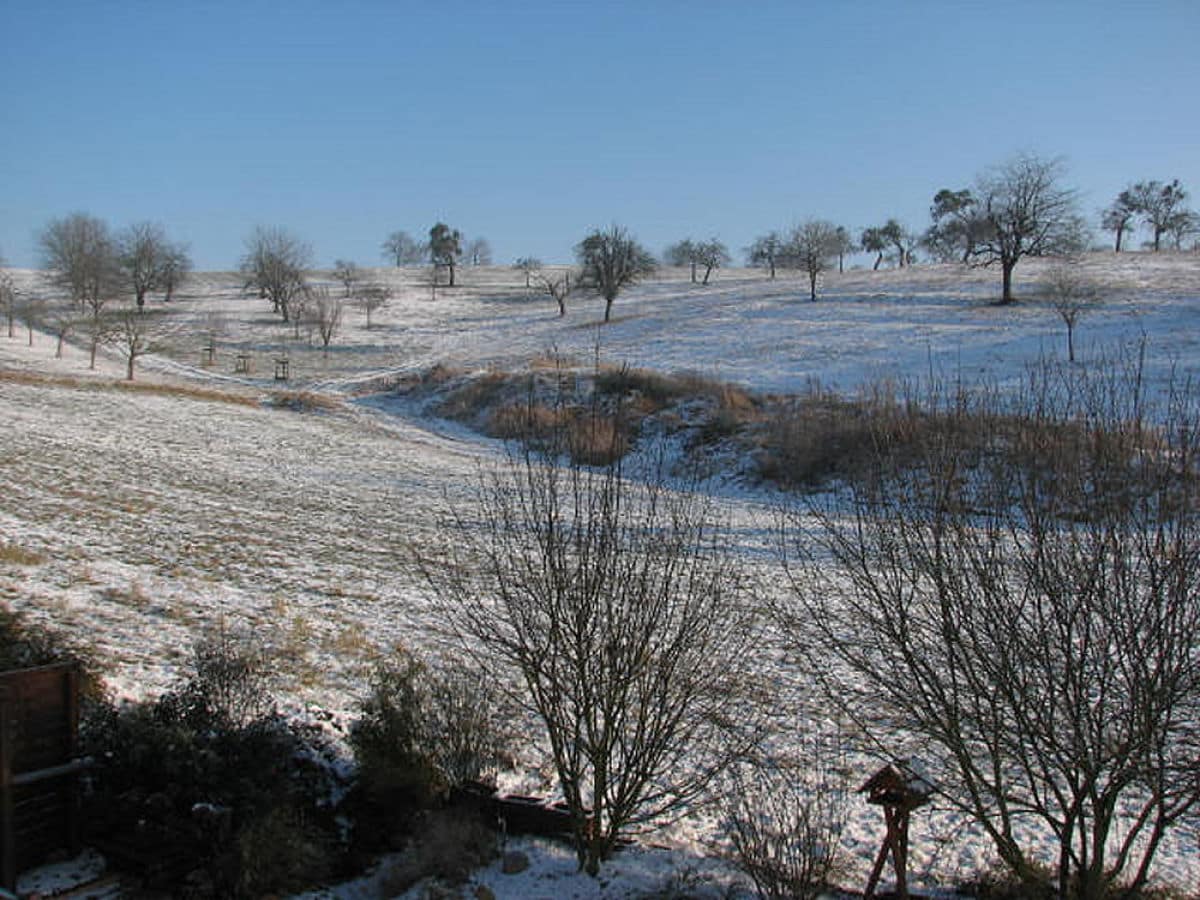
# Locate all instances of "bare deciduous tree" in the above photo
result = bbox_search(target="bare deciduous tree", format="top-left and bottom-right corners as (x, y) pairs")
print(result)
(576, 225), (656, 322)
(533, 269), (574, 317)
(1128, 179), (1189, 252)
(513, 256), (542, 288)
(381, 230), (425, 267)
(776, 362), (1200, 899)
(421, 427), (760, 876)
(464, 237), (492, 267)
(429, 223), (463, 287)
(310, 286), (343, 355)
(356, 282), (391, 329)
(748, 232), (783, 279)
(239, 226), (312, 322)
(331, 259), (360, 296)
(159, 241), (192, 302)
(117, 221), (168, 310)
(0, 267), (16, 339)
(831, 226), (856, 273)
(38, 212), (120, 367)
(1100, 189), (1139, 253)
(107, 304), (158, 380)
(694, 239), (730, 285)
(783, 220), (841, 301)
(968, 154), (1088, 303)
(1042, 262), (1100, 363)
(664, 238), (698, 281)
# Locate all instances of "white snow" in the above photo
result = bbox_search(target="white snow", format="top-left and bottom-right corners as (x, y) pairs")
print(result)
(2, 253), (1198, 896)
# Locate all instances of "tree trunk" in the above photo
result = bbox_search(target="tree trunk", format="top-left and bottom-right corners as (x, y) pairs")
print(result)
(136, 288), (146, 310)
(1114, 226), (1124, 253)
(1067, 322), (1076, 363)
(873, 253), (883, 271)
(448, 262), (456, 287)
(1152, 228), (1162, 252)
(127, 356), (135, 380)
(702, 265), (713, 285)
(769, 260), (776, 279)
(604, 296), (614, 322)
(1000, 260), (1015, 303)
(809, 271), (818, 301)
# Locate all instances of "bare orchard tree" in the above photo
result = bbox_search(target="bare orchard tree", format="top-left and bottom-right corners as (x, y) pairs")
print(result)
(694, 239), (730, 285)
(106, 304), (159, 380)
(420, 428), (760, 876)
(356, 281), (391, 329)
(513, 256), (542, 288)
(748, 232), (783, 279)
(533, 269), (574, 317)
(664, 238), (698, 281)
(331, 259), (360, 296)
(464, 237), (492, 267)
(576, 225), (656, 322)
(428, 222), (463, 286)
(117, 221), (168, 310)
(968, 154), (1088, 303)
(782, 220), (841, 301)
(1100, 189), (1139, 253)
(1042, 261), (1101, 363)
(1128, 179), (1189, 252)
(775, 362), (1200, 899)
(38, 212), (121, 367)
(309, 286), (343, 355)
(159, 241), (192, 302)
(239, 226), (312, 322)
(0, 268), (15, 338)
(18, 295), (46, 347)
(381, 230), (425, 267)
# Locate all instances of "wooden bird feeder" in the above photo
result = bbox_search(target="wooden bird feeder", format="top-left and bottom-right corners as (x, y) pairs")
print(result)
(860, 759), (933, 899)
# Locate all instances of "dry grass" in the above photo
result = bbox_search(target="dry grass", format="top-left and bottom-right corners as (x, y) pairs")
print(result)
(266, 390), (342, 412)
(0, 541), (46, 566)
(0, 369), (260, 406)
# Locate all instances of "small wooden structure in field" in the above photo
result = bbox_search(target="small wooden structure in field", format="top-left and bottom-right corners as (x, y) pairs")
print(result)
(0, 663), (88, 890)
(860, 759), (933, 899)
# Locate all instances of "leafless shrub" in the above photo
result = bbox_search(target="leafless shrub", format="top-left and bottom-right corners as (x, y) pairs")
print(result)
(725, 752), (849, 900)
(421, 428), (761, 875)
(775, 355), (1200, 899)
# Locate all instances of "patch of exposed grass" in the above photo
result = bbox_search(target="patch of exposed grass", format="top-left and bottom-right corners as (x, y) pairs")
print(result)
(0, 369), (259, 406)
(266, 390), (342, 412)
(0, 541), (46, 566)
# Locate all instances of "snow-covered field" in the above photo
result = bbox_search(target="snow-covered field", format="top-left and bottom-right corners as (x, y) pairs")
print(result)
(2, 253), (1199, 896)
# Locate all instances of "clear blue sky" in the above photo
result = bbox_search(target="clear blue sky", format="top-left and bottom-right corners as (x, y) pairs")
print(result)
(2, 0), (1197, 270)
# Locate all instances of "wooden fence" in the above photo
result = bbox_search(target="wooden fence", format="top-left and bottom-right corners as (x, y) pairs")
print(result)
(0, 663), (85, 889)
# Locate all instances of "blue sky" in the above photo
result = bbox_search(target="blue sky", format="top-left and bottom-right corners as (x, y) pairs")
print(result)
(1, 0), (1197, 270)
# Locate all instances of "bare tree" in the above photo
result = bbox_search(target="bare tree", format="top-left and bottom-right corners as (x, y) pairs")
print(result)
(0, 267), (15, 339)
(429, 223), (463, 287)
(831, 226), (856, 273)
(107, 304), (158, 380)
(464, 237), (492, 267)
(923, 188), (985, 263)
(46, 304), (78, 359)
(533, 269), (574, 317)
(694, 239), (730, 285)
(664, 238), (698, 281)
(859, 226), (888, 270)
(1165, 209), (1198, 250)
(381, 230), (425, 267)
(968, 154), (1088, 303)
(776, 363), (1200, 899)
(1100, 189), (1139, 252)
(420, 429), (760, 876)
(239, 226), (312, 322)
(331, 259), (360, 296)
(1128, 179), (1189, 252)
(748, 232), (783, 279)
(783, 220), (841, 301)
(38, 212), (120, 367)
(513, 256), (542, 288)
(19, 295), (46, 348)
(1042, 262), (1100, 363)
(159, 241), (192, 302)
(356, 282), (391, 329)
(117, 222), (168, 310)
(310, 286), (343, 355)
(576, 225), (656, 322)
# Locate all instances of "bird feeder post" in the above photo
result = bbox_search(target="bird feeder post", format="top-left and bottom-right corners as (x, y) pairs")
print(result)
(860, 759), (932, 899)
